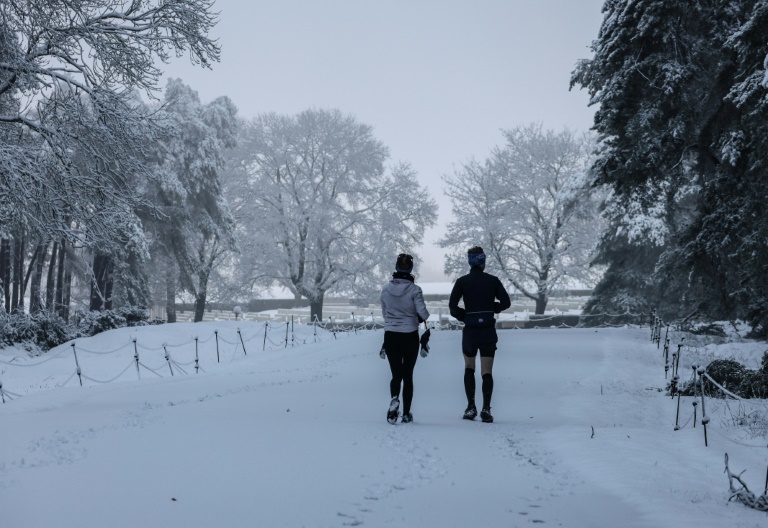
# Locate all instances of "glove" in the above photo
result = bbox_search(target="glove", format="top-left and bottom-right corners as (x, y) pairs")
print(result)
(419, 328), (431, 358)
(379, 343), (386, 359)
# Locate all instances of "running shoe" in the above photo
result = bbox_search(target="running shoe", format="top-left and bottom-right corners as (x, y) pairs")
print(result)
(463, 403), (478, 420)
(387, 396), (400, 424)
(480, 406), (494, 423)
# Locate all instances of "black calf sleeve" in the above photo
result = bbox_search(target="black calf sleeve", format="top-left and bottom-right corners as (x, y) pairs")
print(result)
(464, 368), (475, 405)
(482, 373), (494, 409)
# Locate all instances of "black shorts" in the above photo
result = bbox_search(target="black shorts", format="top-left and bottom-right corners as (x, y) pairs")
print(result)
(462, 327), (498, 358)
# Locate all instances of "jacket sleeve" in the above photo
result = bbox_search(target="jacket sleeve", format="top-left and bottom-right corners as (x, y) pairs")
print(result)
(494, 278), (511, 313)
(448, 279), (465, 321)
(413, 286), (430, 324)
(380, 291), (388, 322)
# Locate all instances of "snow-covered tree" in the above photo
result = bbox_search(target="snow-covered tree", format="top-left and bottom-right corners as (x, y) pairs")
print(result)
(0, 0), (220, 318)
(572, 0), (768, 331)
(440, 125), (602, 314)
(146, 80), (238, 322)
(225, 109), (437, 321)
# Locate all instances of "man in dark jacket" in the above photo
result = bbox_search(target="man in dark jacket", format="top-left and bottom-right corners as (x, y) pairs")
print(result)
(448, 246), (511, 423)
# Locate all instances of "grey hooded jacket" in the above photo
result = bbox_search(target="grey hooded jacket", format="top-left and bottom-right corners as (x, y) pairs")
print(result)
(380, 278), (430, 333)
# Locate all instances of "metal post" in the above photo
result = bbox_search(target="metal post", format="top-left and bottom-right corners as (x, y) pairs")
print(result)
(674, 390), (681, 430)
(699, 367), (709, 446)
(263, 323), (268, 351)
(285, 321), (289, 348)
(215, 330), (220, 363)
(0, 381), (5, 404)
(164, 345), (174, 376)
(352, 312), (357, 334)
(133, 338), (141, 380)
(291, 316), (295, 347)
(239, 328), (247, 356)
(314, 317), (317, 343)
(330, 317), (336, 339)
(71, 343), (83, 386)
(194, 337), (199, 374)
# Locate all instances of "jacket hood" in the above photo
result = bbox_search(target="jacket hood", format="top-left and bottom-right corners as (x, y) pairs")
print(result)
(384, 279), (413, 297)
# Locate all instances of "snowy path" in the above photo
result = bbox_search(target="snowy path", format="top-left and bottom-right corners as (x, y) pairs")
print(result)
(2, 327), (767, 527)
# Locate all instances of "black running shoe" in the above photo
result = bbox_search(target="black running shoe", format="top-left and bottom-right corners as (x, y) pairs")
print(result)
(463, 404), (477, 420)
(387, 397), (400, 424)
(401, 412), (413, 424)
(480, 407), (494, 423)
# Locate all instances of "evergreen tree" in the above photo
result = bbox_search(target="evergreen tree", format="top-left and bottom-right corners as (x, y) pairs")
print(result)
(572, 0), (768, 329)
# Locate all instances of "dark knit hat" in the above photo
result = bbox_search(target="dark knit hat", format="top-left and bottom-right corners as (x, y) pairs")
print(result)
(395, 253), (414, 273)
(468, 246), (486, 268)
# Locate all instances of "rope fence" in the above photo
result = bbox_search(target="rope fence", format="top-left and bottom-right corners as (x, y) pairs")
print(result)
(0, 309), (654, 404)
(649, 312), (768, 512)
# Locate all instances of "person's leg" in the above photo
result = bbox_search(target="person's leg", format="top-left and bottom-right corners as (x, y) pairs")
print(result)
(462, 331), (478, 406)
(401, 332), (419, 414)
(384, 332), (404, 399)
(478, 332), (498, 420)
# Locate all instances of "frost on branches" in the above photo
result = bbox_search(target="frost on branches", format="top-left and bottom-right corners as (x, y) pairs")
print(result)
(440, 124), (603, 314)
(223, 109), (437, 322)
(572, 0), (768, 330)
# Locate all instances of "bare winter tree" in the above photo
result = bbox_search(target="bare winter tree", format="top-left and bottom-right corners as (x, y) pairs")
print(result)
(440, 124), (603, 314)
(225, 109), (438, 321)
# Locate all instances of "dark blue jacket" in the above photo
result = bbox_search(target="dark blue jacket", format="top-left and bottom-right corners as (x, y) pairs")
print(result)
(449, 267), (511, 328)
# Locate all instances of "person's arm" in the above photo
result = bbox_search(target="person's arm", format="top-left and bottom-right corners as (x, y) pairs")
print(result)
(380, 292), (388, 323)
(448, 279), (465, 321)
(493, 278), (511, 313)
(413, 286), (430, 324)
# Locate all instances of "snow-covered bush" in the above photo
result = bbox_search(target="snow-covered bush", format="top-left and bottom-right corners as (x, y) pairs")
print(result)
(114, 306), (151, 327)
(76, 310), (128, 337)
(677, 353), (768, 399)
(0, 312), (73, 351)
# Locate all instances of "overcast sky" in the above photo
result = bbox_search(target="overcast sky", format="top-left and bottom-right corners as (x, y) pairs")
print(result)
(160, 0), (606, 282)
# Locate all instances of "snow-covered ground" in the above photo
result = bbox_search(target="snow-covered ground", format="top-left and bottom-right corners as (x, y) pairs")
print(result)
(1, 323), (767, 527)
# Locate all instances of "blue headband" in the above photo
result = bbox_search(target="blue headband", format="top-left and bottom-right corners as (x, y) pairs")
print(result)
(468, 252), (486, 268)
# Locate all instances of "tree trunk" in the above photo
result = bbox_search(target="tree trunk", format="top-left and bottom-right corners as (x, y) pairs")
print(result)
(165, 269), (177, 323)
(62, 255), (73, 322)
(89, 253), (113, 311)
(21, 243), (40, 313)
(55, 238), (66, 318)
(1, 239), (11, 313)
(45, 241), (58, 312)
(11, 236), (22, 312)
(103, 256), (114, 310)
(193, 272), (209, 323)
(30, 242), (48, 313)
(309, 291), (325, 323)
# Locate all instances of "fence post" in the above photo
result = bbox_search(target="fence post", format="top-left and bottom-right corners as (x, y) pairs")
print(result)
(215, 330), (220, 363)
(285, 321), (289, 348)
(71, 343), (83, 386)
(674, 390), (682, 430)
(194, 337), (199, 374)
(698, 366), (709, 446)
(0, 380), (4, 403)
(352, 312), (357, 334)
(163, 345), (174, 376)
(330, 316), (336, 339)
(314, 317), (317, 343)
(133, 338), (141, 380)
(263, 323), (268, 351)
(239, 328), (247, 356)
(291, 316), (295, 347)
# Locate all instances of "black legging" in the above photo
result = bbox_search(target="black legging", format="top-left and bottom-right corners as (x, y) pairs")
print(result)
(384, 330), (419, 414)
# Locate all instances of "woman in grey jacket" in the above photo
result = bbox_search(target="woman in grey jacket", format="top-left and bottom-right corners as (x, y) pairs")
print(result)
(380, 253), (430, 424)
